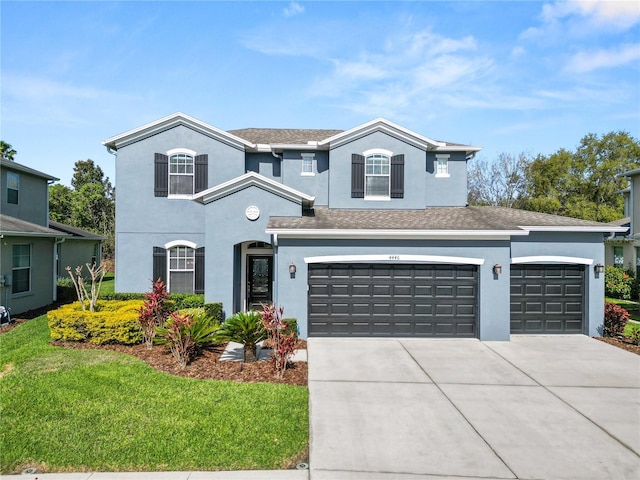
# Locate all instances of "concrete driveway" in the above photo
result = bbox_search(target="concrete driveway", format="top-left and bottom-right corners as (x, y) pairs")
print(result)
(308, 336), (640, 480)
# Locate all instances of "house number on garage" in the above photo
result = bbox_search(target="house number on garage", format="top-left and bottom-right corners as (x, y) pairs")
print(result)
(388, 255), (400, 260)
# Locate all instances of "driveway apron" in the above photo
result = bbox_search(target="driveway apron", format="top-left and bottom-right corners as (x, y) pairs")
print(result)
(308, 336), (640, 480)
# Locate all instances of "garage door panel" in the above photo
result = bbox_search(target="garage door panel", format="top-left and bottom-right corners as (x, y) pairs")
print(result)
(308, 263), (477, 337)
(510, 264), (584, 334)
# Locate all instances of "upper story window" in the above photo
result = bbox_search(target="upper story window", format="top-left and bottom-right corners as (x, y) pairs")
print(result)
(301, 154), (315, 176)
(154, 149), (208, 198)
(169, 152), (194, 195)
(365, 154), (391, 199)
(12, 244), (31, 294)
(7, 172), (19, 204)
(436, 154), (450, 177)
(351, 149), (404, 200)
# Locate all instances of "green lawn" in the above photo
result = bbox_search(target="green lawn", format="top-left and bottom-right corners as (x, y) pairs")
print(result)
(0, 316), (308, 474)
(606, 297), (640, 322)
(99, 272), (115, 296)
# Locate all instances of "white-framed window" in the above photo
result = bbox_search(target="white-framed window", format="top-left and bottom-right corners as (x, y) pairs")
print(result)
(613, 246), (624, 267)
(301, 154), (315, 176)
(365, 153), (390, 199)
(436, 154), (449, 177)
(7, 172), (19, 204)
(12, 244), (31, 294)
(168, 245), (195, 293)
(169, 152), (194, 195)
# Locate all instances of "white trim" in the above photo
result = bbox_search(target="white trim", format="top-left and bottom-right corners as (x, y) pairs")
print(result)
(435, 173), (450, 178)
(522, 225), (628, 233)
(167, 194), (194, 200)
(304, 254), (485, 265)
(266, 228), (528, 240)
(167, 147), (197, 156)
(363, 148), (393, 157)
(193, 171), (315, 206)
(511, 256), (594, 265)
(164, 240), (198, 249)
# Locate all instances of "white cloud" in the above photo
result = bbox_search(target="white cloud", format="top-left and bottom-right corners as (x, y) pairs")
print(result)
(565, 43), (640, 73)
(284, 2), (304, 18)
(543, 0), (640, 29)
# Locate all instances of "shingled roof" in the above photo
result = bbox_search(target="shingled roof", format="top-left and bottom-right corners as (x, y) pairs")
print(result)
(227, 128), (343, 145)
(267, 206), (623, 233)
(0, 214), (66, 237)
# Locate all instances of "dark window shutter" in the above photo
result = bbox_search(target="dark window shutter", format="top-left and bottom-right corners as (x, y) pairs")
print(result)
(390, 154), (405, 198)
(194, 154), (208, 193)
(195, 247), (205, 294)
(154, 153), (169, 197)
(153, 247), (167, 284)
(351, 154), (365, 198)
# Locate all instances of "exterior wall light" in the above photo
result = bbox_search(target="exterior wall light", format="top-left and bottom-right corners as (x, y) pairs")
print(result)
(594, 263), (605, 275)
(493, 264), (502, 275)
(289, 263), (297, 278)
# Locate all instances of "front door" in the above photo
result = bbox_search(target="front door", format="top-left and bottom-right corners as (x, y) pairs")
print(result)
(247, 255), (273, 310)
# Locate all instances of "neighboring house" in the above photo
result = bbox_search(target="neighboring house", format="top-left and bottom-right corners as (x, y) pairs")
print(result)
(0, 159), (104, 314)
(103, 113), (626, 340)
(606, 169), (640, 276)
(49, 221), (105, 276)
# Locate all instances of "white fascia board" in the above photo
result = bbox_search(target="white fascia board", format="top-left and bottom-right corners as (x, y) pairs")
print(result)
(102, 112), (254, 151)
(193, 172), (315, 205)
(434, 145), (483, 153)
(616, 168), (640, 178)
(319, 118), (445, 151)
(0, 231), (70, 238)
(522, 225), (629, 233)
(265, 228), (527, 240)
(305, 254), (485, 265)
(511, 256), (594, 265)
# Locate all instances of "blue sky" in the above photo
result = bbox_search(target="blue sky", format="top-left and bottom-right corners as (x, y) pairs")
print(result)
(2, 0), (639, 186)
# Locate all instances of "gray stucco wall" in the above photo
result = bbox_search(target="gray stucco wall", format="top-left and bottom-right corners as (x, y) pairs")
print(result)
(280, 151), (329, 206)
(1, 167), (50, 226)
(202, 185), (302, 316)
(275, 238), (512, 340)
(0, 236), (55, 315)
(425, 152), (469, 207)
(57, 240), (101, 277)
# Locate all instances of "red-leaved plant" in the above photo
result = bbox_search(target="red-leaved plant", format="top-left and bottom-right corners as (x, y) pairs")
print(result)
(156, 312), (196, 369)
(138, 278), (169, 349)
(604, 302), (629, 337)
(261, 304), (297, 378)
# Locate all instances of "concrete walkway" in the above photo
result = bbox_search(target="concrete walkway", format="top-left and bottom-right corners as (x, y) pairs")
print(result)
(308, 335), (640, 480)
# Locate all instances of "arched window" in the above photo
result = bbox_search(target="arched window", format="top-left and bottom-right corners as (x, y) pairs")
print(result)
(169, 153), (194, 195)
(168, 245), (195, 293)
(365, 153), (390, 198)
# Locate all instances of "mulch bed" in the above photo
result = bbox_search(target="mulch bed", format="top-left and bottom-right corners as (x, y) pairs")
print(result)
(49, 340), (308, 386)
(594, 336), (640, 355)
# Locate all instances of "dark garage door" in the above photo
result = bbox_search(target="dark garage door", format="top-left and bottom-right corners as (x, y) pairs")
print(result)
(510, 264), (584, 334)
(308, 263), (478, 337)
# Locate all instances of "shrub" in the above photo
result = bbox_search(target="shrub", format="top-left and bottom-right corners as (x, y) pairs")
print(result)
(139, 279), (170, 349)
(155, 311), (218, 368)
(605, 266), (634, 300)
(204, 302), (223, 323)
(604, 302), (630, 336)
(282, 318), (299, 339)
(56, 277), (76, 304)
(261, 305), (297, 378)
(215, 310), (265, 362)
(101, 292), (146, 301)
(168, 294), (205, 310)
(48, 300), (144, 345)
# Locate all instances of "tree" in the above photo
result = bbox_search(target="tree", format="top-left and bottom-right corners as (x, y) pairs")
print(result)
(520, 131), (640, 222)
(468, 152), (531, 207)
(49, 159), (116, 259)
(0, 141), (17, 161)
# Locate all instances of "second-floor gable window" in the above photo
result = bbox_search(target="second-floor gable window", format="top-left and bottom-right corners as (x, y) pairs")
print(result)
(154, 150), (208, 197)
(436, 154), (450, 177)
(301, 154), (315, 176)
(351, 150), (404, 199)
(7, 172), (19, 204)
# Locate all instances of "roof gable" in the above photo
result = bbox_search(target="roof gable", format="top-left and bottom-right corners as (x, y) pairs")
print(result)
(318, 118), (482, 154)
(102, 113), (255, 151)
(192, 171), (315, 207)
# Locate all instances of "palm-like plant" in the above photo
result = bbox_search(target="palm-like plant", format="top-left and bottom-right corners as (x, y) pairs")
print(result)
(215, 310), (266, 362)
(0, 141), (17, 161)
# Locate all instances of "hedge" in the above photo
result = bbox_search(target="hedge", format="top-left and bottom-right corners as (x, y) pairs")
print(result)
(48, 300), (144, 345)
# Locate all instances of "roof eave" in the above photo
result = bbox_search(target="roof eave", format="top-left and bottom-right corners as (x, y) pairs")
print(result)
(265, 228), (528, 240)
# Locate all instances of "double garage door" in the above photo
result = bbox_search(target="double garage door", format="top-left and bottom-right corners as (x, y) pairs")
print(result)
(308, 263), (478, 337)
(308, 263), (585, 337)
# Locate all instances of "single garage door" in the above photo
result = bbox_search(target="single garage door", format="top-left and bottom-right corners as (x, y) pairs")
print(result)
(510, 264), (584, 334)
(308, 263), (477, 337)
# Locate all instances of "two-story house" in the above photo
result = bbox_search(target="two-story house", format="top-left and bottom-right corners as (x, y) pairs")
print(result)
(0, 159), (104, 315)
(103, 113), (625, 340)
(606, 168), (640, 277)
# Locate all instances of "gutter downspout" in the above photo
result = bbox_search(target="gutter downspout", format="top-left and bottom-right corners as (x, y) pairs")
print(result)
(53, 237), (65, 301)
